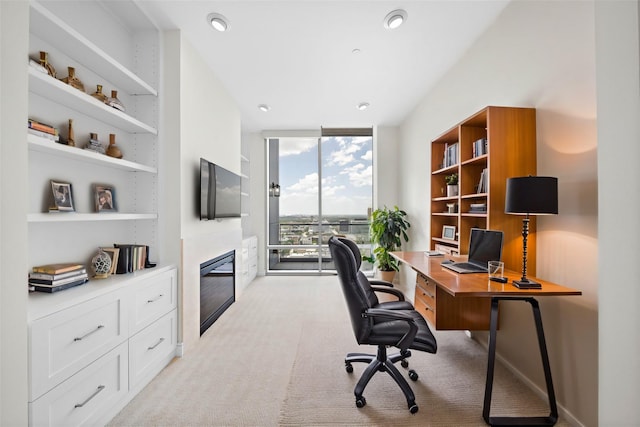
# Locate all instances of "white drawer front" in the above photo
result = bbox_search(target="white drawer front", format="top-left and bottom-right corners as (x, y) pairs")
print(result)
(29, 342), (128, 427)
(30, 291), (127, 400)
(129, 310), (177, 390)
(130, 269), (177, 334)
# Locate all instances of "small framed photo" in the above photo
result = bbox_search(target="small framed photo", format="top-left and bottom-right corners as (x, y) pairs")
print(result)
(101, 247), (120, 275)
(442, 225), (456, 240)
(94, 185), (117, 212)
(51, 180), (75, 211)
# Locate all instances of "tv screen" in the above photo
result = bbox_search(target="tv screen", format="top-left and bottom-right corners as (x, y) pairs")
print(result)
(200, 158), (241, 220)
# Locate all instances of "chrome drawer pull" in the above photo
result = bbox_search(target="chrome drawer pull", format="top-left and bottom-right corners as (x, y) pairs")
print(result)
(148, 337), (165, 350)
(74, 385), (105, 408)
(147, 294), (164, 303)
(73, 325), (104, 342)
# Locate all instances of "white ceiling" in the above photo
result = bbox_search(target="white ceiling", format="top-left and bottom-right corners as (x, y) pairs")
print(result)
(140, 1), (510, 133)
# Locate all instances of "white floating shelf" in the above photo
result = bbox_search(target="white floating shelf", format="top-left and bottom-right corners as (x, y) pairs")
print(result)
(30, 1), (157, 96)
(29, 68), (157, 134)
(27, 134), (157, 173)
(28, 213), (157, 223)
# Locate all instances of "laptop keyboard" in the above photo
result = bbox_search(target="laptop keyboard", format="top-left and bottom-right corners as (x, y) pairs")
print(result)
(451, 262), (485, 271)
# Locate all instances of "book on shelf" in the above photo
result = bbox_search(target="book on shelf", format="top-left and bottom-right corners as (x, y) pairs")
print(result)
(442, 142), (459, 168)
(29, 268), (87, 281)
(113, 244), (147, 274)
(29, 277), (89, 293)
(28, 119), (57, 135)
(32, 262), (84, 275)
(472, 137), (488, 157)
(28, 128), (60, 142)
(477, 168), (488, 193)
(29, 272), (88, 286)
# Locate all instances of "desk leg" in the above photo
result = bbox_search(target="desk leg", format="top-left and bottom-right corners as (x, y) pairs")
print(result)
(483, 297), (559, 426)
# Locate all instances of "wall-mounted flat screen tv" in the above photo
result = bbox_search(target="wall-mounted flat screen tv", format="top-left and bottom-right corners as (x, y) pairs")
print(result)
(200, 158), (241, 220)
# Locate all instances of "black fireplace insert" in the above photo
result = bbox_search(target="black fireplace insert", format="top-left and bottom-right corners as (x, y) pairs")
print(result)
(200, 250), (235, 335)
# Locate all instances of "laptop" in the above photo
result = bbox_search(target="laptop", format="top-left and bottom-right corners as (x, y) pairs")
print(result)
(441, 228), (504, 274)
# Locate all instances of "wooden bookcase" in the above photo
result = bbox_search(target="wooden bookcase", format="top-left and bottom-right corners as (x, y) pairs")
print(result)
(430, 106), (537, 274)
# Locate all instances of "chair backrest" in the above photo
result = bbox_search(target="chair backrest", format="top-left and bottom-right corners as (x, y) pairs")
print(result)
(328, 236), (374, 343)
(335, 237), (380, 308)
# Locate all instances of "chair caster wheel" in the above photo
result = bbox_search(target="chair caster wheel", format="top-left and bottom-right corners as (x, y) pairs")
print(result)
(408, 403), (419, 414)
(408, 370), (419, 381)
(345, 362), (353, 373)
(355, 397), (367, 408)
(401, 359), (409, 368)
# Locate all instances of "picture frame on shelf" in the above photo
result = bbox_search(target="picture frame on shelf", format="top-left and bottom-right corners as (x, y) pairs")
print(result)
(50, 180), (74, 211)
(94, 184), (117, 212)
(100, 247), (120, 275)
(442, 225), (456, 240)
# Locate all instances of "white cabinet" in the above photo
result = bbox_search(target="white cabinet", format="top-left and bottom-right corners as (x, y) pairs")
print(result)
(242, 236), (258, 286)
(28, 267), (177, 427)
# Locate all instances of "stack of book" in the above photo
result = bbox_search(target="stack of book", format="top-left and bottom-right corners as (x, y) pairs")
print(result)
(28, 263), (88, 293)
(469, 203), (487, 213)
(472, 137), (488, 157)
(28, 119), (59, 142)
(113, 244), (149, 274)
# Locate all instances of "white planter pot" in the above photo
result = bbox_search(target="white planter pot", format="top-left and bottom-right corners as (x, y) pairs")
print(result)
(447, 184), (458, 197)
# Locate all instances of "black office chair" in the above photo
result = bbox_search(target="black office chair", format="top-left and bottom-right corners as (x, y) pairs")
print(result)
(336, 236), (414, 311)
(328, 236), (438, 413)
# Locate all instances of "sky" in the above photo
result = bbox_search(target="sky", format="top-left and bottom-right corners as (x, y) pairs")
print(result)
(277, 136), (372, 216)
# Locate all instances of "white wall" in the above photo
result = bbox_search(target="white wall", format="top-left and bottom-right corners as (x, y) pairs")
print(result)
(162, 31), (243, 352)
(0, 2), (29, 425)
(595, 1), (640, 423)
(400, 1), (598, 424)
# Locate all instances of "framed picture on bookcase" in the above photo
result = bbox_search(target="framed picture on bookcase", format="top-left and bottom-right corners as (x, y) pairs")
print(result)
(50, 180), (74, 212)
(442, 225), (456, 240)
(94, 184), (117, 212)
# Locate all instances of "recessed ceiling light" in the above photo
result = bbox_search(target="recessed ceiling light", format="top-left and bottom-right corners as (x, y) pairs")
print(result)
(258, 104), (270, 112)
(383, 9), (407, 29)
(352, 48), (361, 54)
(207, 13), (229, 32)
(357, 102), (370, 111)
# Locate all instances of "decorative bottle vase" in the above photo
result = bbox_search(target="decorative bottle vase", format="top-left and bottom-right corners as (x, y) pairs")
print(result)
(85, 132), (105, 154)
(61, 66), (85, 92)
(91, 248), (112, 279)
(107, 90), (125, 112)
(91, 84), (108, 103)
(106, 133), (123, 159)
(39, 51), (56, 78)
(67, 119), (75, 147)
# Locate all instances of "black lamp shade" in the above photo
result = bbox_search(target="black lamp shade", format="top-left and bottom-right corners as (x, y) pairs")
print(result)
(505, 176), (558, 215)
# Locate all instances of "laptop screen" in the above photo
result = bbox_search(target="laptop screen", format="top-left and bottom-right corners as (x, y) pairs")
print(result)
(468, 228), (504, 267)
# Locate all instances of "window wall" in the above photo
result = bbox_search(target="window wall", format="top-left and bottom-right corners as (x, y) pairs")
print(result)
(266, 130), (373, 273)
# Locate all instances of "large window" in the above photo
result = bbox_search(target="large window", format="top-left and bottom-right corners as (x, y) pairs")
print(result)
(266, 131), (373, 273)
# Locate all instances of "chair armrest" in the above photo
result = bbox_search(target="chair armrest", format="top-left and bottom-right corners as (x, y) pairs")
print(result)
(370, 285), (406, 301)
(364, 308), (418, 351)
(369, 279), (394, 287)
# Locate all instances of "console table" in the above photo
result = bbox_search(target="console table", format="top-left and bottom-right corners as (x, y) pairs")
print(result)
(391, 251), (581, 426)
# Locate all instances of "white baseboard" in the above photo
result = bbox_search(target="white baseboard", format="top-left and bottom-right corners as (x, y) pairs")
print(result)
(470, 333), (584, 427)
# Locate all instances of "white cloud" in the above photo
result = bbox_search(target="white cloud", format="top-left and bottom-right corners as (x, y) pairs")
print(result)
(287, 172), (318, 193)
(278, 138), (317, 157)
(348, 165), (373, 187)
(361, 150), (372, 161)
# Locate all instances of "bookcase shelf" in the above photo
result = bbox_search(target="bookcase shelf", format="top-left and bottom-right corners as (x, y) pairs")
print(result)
(28, 213), (157, 223)
(28, 134), (157, 172)
(429, 106), (537, 273)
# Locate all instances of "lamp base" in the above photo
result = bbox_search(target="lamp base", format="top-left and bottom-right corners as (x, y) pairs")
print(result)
(513, 278), (542, 289)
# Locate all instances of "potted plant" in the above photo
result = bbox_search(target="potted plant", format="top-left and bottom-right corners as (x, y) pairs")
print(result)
(363, 205), (411, 282)
(445, 173), (458, 197)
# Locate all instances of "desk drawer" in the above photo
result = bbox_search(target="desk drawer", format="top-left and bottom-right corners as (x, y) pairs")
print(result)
(29, 291), (127, 401)
(415, 296), (436, 327)
(416, 273), (436, 295)
(29, 342), (128, 427)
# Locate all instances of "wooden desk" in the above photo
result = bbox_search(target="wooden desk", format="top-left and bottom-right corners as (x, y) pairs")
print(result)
(391, 251), (582, 426)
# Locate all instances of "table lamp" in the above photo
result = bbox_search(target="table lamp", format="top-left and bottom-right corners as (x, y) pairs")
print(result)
(505, 176), (558, 289)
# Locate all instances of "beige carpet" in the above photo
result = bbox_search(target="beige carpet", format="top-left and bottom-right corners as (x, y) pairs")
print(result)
(109, 275), (570, 426)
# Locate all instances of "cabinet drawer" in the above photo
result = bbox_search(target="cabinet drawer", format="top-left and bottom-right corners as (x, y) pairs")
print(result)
(29, 342), (128, 427)
(29, 291), (127, 401)
(415, 295), (436, 327)
(129, 309), (177, 390)
(129, 269), (177, 334)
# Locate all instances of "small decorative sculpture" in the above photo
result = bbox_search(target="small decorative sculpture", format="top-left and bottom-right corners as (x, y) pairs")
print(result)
(67, 119), (75, 147)
(91, 248), (111, 279)
(39, 51), (56, 78)
(85, 132), (105, 154)
(91, 84), (107, 103)
(106, 134), (123, 159)
(60, 66), (85, 92)
(107, 90), (125, 112)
